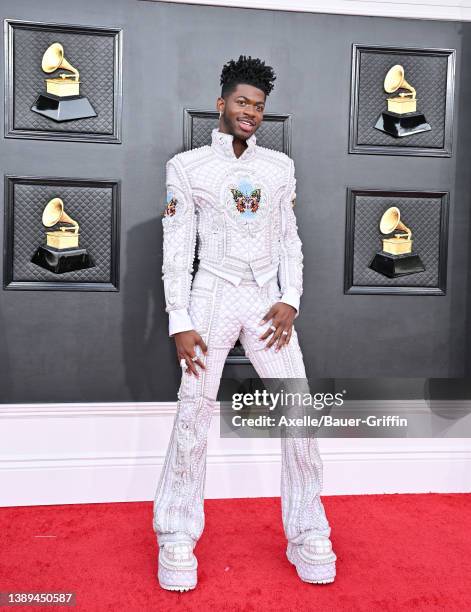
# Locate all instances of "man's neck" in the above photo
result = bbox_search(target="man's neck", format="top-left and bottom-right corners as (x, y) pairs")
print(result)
(218, 124), (247, 159)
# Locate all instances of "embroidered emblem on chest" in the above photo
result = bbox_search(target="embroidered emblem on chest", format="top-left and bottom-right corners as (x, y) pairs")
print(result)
(163, 191), (178, 217)
(229, 178), (262, 219)
(221, 172), (269, 228)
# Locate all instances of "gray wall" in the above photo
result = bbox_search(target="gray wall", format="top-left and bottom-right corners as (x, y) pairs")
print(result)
(1, 0), (470, 403)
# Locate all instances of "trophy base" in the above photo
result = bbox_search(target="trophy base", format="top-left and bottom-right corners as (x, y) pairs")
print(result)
(374, 111), (431, 138)
(31, 245), (95, 274)
(369, 251), (425, 278)
(31, 93), (97, 122)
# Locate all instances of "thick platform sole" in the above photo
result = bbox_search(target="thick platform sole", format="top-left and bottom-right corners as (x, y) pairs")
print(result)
(286, 542), (336, 584)
(158, 565), (197, 592)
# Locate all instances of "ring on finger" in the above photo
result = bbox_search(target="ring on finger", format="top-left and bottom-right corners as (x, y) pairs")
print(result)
(269, 324), (277, 332)
(191, 355), (198, 361)
(179, 358), (187, 369)
(282, 330), (288, 336)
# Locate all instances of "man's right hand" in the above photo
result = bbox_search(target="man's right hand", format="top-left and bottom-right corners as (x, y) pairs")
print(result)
(173, 330), (208, 378)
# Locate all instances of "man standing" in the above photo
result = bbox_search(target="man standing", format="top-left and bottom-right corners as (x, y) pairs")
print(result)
(153, 55), (336, 591)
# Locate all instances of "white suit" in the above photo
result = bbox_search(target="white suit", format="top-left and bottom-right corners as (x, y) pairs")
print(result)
(153, 128), (331, 549)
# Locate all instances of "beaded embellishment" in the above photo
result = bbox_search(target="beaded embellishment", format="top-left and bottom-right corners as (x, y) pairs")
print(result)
(164, 191), (178, 217)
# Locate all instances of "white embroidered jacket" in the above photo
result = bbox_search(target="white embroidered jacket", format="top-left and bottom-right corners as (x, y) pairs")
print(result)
(162, 128), (304, 337)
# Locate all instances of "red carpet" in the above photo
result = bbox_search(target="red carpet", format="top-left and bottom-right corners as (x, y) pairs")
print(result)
(1, 494), (470, 611)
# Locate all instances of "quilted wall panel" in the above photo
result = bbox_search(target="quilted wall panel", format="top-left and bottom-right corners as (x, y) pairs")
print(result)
(188, 113), (289, 153)
(350, 45), (455, 155)
(5, 20), (122, 141)
(346, 190), (448, 293)
(4, 178), (119, 288)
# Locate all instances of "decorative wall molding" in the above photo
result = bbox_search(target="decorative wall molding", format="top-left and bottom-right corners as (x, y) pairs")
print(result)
(1, 401), (470, 507)
(139, 0), (471, 22)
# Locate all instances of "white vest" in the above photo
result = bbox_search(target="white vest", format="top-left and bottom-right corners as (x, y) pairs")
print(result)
(162, 128), (303, 336)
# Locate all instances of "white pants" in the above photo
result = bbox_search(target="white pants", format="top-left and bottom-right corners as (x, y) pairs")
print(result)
(153, 266), (331, 546)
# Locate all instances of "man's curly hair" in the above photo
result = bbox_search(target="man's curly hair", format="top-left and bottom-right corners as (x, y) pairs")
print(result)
(220, 55), (276, 98)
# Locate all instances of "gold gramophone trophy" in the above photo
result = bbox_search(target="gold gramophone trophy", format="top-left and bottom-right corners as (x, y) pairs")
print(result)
(368, 206), (425, 277)
(31, 42), (97, 122)
(374, 64), (431, 137)
(31, 198), (95, 273)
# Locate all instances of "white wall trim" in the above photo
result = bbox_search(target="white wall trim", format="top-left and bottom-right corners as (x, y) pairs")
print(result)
(0, 402), (177, 418)
(146, 0), (471, 22)
(1, 401), (470, 507)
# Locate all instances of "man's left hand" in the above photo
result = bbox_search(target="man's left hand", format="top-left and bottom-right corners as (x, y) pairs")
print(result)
(259, 302), (297, 351)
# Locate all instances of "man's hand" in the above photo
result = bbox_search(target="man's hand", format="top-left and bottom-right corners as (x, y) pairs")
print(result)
(173, 330), (208, 378)
(259, 303), (297, 351)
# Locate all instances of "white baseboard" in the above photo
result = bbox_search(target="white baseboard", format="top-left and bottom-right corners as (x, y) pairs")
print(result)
(1, 402), (470, 507)
(148, 0), (471, 22)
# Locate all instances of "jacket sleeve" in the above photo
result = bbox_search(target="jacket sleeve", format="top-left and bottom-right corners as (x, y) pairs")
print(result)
(278, 158), (303, 319)
(161, 157), (197, 336)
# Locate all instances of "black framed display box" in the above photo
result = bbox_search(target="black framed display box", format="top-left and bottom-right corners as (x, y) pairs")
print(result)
(349, 44), (455, 157)
(3, 175), (120, 291)
(4, 19), (123, 143)
(344, 187), (449, 295)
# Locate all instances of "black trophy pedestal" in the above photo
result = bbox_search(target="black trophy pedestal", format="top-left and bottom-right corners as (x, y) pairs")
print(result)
(31, 245), (95, 274)
(369, 251), (425, 278)
(374, 111), (431, 138)
(31, 93), (97, 122)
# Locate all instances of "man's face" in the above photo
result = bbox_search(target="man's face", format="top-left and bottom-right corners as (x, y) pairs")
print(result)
(217, 83), (266, 140)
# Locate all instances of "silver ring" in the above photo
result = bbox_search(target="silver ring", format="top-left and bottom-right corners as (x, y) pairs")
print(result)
(191, 355), (198, 361)
(282, 330), (288, 335)
(270, 325), (276, 332)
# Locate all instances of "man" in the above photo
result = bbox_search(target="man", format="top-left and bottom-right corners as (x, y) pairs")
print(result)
(153, 55), (336, 591)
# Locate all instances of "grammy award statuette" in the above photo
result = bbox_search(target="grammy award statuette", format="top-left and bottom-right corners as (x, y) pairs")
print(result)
(31, 198), (95, 273)
(31, 42), (97, 122)
(368, 206), (425, 278)
(374, 64), (431, 138)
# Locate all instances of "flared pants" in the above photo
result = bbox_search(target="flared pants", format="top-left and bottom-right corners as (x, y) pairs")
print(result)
(153, 266), (331, 546)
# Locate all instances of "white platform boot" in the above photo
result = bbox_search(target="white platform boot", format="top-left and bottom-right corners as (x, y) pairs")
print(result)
(287, 535), (337, 584)
(158, 541), (198, 592)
